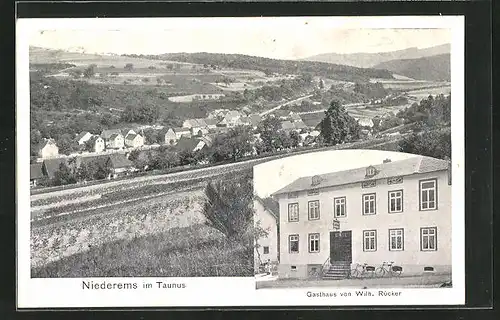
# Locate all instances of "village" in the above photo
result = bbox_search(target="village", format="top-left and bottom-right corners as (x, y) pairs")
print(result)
(30, 101), (397, 189)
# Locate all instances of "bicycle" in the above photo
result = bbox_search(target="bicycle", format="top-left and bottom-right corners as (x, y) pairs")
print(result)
(308, 267), (321, 279)
(375, 261), (403, 277)
(350, 263), (375, 279)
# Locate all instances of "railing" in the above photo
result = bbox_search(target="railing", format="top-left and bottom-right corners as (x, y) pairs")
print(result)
(321, 257), (331, 276)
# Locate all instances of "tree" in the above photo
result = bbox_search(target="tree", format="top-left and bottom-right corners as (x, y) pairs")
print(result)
(210, 126), (254, 162)
(319, 100), (361, 145)
(257, 117), (283, 153)
(57, 133), (77, 155)
(124, 63), (134, 71)
(290, 130), (301, 148)
(202, 173), (254, 241)
(398, 129), (451, 160)
(83, 64), (97, 78)
(53, 162), (77, 186)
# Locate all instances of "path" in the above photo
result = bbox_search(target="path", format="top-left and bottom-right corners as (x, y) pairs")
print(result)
(259, 94), (314, 117)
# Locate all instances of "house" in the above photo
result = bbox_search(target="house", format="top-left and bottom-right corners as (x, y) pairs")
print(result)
(220, 110), (243, 127)
(204, 118), (218, 130)
(107, 153), (134, 178)
(290, 113), (302, 123)
(93, 136), (105, 153)
(271, 156), (452, 279)
(175, 136), (206, 153)
(106, 133), (125, 149)
(254, 196), (280, 271)
(123, 129), (137, 138)
(37, 139), (59, 159)
(42, 158), (68, 179)
(164, 128), (178, 145)
(101, 129), (123, 141)
(182, 118), (207, 129)
(357, 118), (374, 128)
(30, 163), (44, 188)
(125, 133), (145, 148)
(191, 125), (209, 137)
(75, 131), (92, 145)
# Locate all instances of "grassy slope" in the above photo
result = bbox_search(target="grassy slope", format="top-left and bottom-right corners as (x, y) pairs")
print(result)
(32, 224), (252, 277)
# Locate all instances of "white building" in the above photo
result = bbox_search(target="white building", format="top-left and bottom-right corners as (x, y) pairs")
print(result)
(75, 131), (92, 145)
(254, 196), (280, 271)
(271, 156), (452, 279)
(37, 139), (59, 159)
(125, 133), (144, 148)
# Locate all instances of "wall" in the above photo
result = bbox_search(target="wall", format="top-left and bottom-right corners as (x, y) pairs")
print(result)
(254, 200), (278, 267)
(277, 170), (451, 278)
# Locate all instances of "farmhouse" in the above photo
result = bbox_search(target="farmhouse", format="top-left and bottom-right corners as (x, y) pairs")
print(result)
(42, 158), (68, 179)
(106, 133), (125, 149)
(175, 136), (206, 153)
(271, 156), (452, 280)
(108, 153), (134, 178)
(75, 131), (92, 145)
(37, 139), (59, 159)
(30, 163), (44, 188)
(254, 196), (280, 270)
(125, 133), (145, 148)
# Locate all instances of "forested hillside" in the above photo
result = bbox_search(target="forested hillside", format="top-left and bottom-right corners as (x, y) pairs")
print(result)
(373, 54), (451, 82)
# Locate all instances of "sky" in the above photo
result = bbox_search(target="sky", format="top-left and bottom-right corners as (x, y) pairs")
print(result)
(254, 150), (418, 198)
(26, 17), (452, 60)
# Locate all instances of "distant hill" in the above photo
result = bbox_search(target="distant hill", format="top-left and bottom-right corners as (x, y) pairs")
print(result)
(373, 54), (451, 81)
(125, 52), (394, 82)
(302, 43), (450, 69)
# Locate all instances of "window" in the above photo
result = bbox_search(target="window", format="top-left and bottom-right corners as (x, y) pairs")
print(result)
(388, 190), (403, 213)
(362, 193), (376, 215)
(288, 203), (299, 222)
(307, 189), (319, 196)
(308, 233), (320, 253)
(308, 200), (320, 220)
(289, 235), (299, 253)
(420, 179), (437, 210)
(334, 197), (346, 218)
(389, 228), (404, 251)
(362, 180), (376, 188)
(421, 227), (437, 251)
(387, 176), (403, 185)
(363, 230), (377, 252)
(263, 246), (269, 254)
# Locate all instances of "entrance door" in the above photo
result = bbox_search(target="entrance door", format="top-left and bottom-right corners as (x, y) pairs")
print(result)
(330, 231), (352, 263)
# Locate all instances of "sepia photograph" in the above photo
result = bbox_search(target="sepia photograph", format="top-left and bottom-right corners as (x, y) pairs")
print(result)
(17, 16), (464, 308)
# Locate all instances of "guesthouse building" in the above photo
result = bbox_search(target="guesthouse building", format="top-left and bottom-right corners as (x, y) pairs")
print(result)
(271, 156), (452, 279)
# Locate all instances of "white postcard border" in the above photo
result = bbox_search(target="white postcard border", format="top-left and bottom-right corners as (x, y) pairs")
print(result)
(16, 15), (465, 308)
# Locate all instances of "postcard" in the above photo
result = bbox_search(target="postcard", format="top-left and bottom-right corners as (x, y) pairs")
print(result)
(16, 15), (464, 308)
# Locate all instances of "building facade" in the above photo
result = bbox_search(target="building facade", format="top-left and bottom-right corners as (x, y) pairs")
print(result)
(125, 133), (144, 148)
(37, 139), (59, 159)
(106, 133), (124, 149)
(254, 197), (280, 271)
(93, 136), (105, 153)
(272, 156), (452, 279)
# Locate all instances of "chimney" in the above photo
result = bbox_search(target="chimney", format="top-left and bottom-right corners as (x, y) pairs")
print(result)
(383, 158), (392, 164)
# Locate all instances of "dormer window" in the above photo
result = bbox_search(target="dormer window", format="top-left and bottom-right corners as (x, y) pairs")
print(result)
(365, 166), (377, 178)
(311, 175), (322, 186)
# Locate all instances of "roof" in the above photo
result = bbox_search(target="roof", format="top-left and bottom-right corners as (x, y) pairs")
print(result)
(173, 127), (190, 133)
(225, 110), (241, 120)
(205, 118), (218, 126)
(125, 133), (137, 141)
(272, 156), (449, 196)
(249, 114), (262, 126)
(281, 121), (295, 130)
(42, 158), (67, 179)
(293, 120), (307, 130)
(78, 155), (109, 167)
(30, 163), (44, 180)
(255, 196), (279, 221)
(185, 118), (207, 127)
(37, 138), (57, 151)
(101, 129), (122, 140)
(175, 137), (204, 153)
(75, 131), (90, 142)
(291, 113), (302, 121)
(108, 153), (133, 169)
(109, 133), (122, 140)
